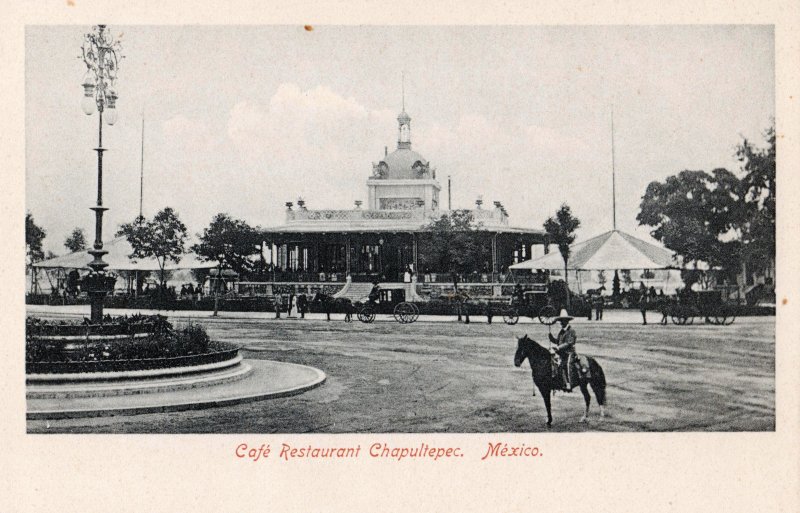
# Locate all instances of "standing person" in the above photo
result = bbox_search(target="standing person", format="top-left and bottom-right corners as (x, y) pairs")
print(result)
(659, 292), (670, 325)
(344, 300), (354, 322)
(484, 301), (493, 324)
(513, 283), (524, 305)
(297, 293), (308, 319)
(548, 309), (578, 391)
(586, 292), (594, 321)
(287, 292), (296, 318)
(594, 292), (604, 320)
(639, 288), (649, 325)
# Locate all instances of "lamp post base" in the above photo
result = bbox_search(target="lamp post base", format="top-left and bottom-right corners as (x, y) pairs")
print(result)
(84, 271), (115, 323)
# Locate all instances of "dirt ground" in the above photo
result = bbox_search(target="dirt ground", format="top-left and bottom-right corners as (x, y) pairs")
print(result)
(27, 315), (775, 433)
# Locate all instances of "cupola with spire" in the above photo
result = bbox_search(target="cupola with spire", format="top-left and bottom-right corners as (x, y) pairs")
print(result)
(366, 77), (441, 211)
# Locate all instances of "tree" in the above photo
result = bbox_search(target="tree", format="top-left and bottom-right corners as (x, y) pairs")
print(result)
(191, 213), (261, 278)
(637, 169), (744, 275)
(597, 270), (607, 288)
(736, 125), (775, 275)
(64, 227), (87, 253)
(116, 208), (187, 288)
(26, 212), (47, 264)
(543, 204), (581, 308)
(620, 269), (633, 287)
(418, 210), (489, 290)
(638, 124), (775, 285)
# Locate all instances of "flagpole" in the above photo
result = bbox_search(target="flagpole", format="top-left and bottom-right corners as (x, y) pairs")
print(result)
(139, 111), (145, 218)
(611, 104), (617, 232)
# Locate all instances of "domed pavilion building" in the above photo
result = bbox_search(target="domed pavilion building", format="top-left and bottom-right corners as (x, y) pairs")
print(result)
(256, 106), (547, 300)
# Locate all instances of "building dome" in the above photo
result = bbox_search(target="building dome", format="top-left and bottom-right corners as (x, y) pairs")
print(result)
(397, 110), (411, 124)
(379, 148), (429, 180)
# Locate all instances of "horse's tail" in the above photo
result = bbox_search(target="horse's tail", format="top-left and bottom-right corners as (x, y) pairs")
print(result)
(589, 358), (607, 406)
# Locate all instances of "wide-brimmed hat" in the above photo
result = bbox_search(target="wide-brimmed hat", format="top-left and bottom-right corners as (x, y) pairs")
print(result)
(555, 309), (574, 322)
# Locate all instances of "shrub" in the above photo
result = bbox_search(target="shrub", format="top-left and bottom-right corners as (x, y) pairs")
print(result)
(25, 314), (223, 363)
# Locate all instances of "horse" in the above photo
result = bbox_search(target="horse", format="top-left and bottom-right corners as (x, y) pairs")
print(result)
(586, 285), (606, 296)
(311, 292), (352, 321)
(513, 334), (606, 426)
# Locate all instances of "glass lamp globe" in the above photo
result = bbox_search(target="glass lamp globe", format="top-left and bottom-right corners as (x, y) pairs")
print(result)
(81, 94), (96, 115)
(104, 107), (118, 126)
(81, 77), (96, 115)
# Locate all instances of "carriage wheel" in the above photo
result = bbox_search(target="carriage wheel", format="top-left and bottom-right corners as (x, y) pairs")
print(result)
(502, 307), (520, 325)
(358, 305), (376, 323)
(409, 303), (420, 323)
(671, 314), (689, 325)
(394, 302), (415, 324)
(538, 305), (557, 325)
(714, 306), (735, 325)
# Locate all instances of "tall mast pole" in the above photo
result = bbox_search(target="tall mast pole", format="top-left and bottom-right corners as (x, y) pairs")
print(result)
(611, 104), (617, 232)
(139, 112), (145, 218)
(448, 175), (452, 210)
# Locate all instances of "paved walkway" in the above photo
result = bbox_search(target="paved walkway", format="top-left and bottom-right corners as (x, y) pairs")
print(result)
(26, 304), (771, 325)
(27, 359), (326, 420)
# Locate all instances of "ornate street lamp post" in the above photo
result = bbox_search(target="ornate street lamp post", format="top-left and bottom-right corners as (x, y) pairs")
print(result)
(80, 25), (123, 323)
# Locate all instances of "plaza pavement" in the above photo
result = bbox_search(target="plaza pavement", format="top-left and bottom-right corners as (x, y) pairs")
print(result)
(27, 312), (775, 433)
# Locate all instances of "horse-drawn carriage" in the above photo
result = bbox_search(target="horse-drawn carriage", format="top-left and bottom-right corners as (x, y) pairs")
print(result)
(500, 286), (559, 325)
(354, 286), (419, 324)
(668, 289), (737, 325)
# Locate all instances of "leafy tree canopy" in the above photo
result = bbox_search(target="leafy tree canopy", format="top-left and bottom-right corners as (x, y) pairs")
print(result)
(25, 212), (46, 263)
(116, 208), (187, 287)
(543, 204), (581, 266)
(191, 213), (261, 277)
(64, 227), (88, 253)
(736, 125), (776, 271)
(637, 169), (744, 272)
(418, 210), (490, 286)
(638, 124), (774, 278)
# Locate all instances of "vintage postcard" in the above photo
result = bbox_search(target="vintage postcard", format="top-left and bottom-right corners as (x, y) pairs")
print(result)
(2, 1), (798, 512)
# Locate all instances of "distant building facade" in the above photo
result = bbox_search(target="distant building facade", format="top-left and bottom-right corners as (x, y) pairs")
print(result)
(252, 107), (547, 299)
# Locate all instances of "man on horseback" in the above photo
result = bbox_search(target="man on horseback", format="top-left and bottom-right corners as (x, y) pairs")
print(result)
(548, 309), (578, 391)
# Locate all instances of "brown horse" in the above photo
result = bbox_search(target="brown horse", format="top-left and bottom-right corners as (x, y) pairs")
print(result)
(513, 334), (606, 426)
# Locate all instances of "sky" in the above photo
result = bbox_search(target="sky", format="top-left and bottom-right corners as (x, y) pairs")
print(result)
(26, 25), (774, 255)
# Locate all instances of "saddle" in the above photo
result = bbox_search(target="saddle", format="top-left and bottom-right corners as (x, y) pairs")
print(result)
(550, 353), (592, 391)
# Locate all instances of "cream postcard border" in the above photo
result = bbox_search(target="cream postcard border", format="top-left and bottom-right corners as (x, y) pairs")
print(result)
(0, 1), (797, 512)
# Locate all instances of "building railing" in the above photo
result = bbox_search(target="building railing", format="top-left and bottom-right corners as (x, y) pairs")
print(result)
(285, 207), (508, 225)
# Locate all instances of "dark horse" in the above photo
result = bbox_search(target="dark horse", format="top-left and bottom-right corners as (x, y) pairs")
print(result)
(312, 292), (352, 321)
(513, 334), (607, 426)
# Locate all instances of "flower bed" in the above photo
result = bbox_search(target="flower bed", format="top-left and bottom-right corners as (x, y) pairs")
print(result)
(26, 314), (168, 337)
(26, 346), (239, 374)
(26, 314), (239, 374)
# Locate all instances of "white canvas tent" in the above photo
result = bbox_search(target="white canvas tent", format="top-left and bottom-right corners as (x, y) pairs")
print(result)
(32, 237), (218, 271)
(510, 230), (677, 271)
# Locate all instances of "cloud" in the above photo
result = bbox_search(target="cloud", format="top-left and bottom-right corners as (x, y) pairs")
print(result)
(221, 83), (607, 235)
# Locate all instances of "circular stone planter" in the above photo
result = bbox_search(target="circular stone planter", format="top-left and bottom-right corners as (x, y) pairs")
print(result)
(27, 360), (327, 419)
(26, 347), (241, 376)
(26, 316), (326, 420)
